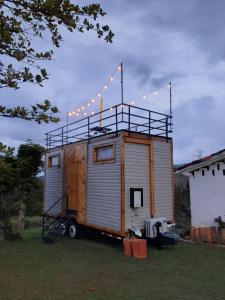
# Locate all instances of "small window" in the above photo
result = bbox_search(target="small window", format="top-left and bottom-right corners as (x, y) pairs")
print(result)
(217, 164), (220, 170)
(202, 170), (205, 176)
(223, 169), (225, 176)
(94, 144), (115, 163)
(212, 169), (215, 176)
(48, 155), (60, 168)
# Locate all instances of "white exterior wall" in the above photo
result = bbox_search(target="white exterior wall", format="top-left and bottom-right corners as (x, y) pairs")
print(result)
(87, 137), (121, 232)
(189, 162), (225, 227)
(124, 143), (150, 230)
(153, 141), (173, 221)
(44, 149), (63, 215)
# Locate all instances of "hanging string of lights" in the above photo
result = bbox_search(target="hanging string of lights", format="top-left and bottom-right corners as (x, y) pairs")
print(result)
(68, 64), (122, 117)
(126, 83), (171, 106)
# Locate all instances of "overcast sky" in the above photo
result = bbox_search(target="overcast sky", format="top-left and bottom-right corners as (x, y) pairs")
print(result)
(1, 0), (225, 163)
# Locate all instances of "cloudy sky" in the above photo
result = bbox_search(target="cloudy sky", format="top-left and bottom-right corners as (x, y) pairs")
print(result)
(1, 0), (225, 163)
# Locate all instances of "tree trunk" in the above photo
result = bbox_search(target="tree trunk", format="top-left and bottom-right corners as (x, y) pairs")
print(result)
(17, 195), (26, 233)
(2, 210), (14, 241)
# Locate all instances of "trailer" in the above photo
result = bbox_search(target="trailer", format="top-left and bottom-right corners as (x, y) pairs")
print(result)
(42, 103), (174, 241)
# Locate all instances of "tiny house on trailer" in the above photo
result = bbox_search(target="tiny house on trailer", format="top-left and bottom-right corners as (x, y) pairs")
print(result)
(43, 103), (174, 241)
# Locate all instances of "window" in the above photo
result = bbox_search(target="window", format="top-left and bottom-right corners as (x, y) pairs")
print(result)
(217, 164), (220, 170)
(202, 170), (205, 176)
(212, 169), (215, 176)
(48, 155), (60, 167)
(223, 169), (225, 176)
(93, 144), (115, 163)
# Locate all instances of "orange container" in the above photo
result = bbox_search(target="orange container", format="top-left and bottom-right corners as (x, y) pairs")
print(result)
(132, 239), (147, 259)
(123, 239), (133, 256)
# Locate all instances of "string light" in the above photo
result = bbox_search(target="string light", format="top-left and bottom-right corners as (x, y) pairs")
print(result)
(110, 107), (113, 111)
(91, 111), (95, 115)
(68, 63), (121, 117)
(128, 83), (170, 106)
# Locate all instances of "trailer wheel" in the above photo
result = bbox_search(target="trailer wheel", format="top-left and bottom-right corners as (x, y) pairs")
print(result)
(59, 223), (67, 236)
(68, 222), (79, 239)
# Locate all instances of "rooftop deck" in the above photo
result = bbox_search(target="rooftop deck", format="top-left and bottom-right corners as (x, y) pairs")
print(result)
(46, 103), (172, 149)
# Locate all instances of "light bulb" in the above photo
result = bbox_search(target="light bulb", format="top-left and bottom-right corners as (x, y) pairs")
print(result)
(88, 103), (90, 107)
(84, 112), (87, 116)
(72, 111), (75, 115)
(82, 106), (85, 110)
(68, 112), (72, 116)
(92, 98), (95, 103)
(98, 93), (101, 97)
(143, 95), (146, 99)
(78, 109), (80, 112)
(110, 107), (113, 111)
(154, 91), (158, 96)
(110, 77), (114, 81)
(131, 101), (134, 105)
(104, 85), (107, 90)
(92, 112), (94, 115)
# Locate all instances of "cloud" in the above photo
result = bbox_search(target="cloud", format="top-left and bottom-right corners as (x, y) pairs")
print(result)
(1, 0), (225, 164)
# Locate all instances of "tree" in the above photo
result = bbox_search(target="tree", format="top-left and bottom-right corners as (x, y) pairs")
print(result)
(0, 141), (44, 240)
(0, 1), (113, 123)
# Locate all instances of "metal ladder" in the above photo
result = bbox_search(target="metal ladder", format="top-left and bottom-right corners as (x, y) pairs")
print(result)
(42, 194), (71, 243)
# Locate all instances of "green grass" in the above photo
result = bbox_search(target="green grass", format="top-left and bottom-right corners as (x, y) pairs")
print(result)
(0, 228), (225, 300)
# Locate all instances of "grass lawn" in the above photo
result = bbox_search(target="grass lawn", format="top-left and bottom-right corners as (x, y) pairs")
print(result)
(0, 228), (225, 300)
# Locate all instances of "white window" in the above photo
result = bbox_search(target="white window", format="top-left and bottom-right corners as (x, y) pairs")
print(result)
(48, 155), (60, 167)
(94, 144), (115, 163)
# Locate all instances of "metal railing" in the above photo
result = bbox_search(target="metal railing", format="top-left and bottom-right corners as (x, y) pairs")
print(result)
(46, 103), (172, 149)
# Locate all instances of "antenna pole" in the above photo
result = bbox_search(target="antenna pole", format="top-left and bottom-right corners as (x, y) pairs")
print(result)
(120, 62), (124, 121)
(169, 81), (172, 131)
(66, 112), (69, 144)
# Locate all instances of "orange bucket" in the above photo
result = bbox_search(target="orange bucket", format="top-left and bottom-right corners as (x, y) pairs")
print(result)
(123, 239), (133, 256)
(132, 239), (147, 259)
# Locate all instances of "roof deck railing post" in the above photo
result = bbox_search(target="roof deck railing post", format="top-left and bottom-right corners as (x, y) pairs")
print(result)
(88, 116), (90, 142)
(149, 111), (151, 137)
(128, 105), (131, 135)
(166, 116), (169, 141)
(61, 127), (64, 148)
(115, 105), (118, 134)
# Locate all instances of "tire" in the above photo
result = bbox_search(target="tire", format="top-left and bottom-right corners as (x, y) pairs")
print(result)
(59, 223), (67, 236)
(68, 221), (79, 239)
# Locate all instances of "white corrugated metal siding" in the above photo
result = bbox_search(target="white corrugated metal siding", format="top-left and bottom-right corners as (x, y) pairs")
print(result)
(44, 149), (63, 215)
(87, 137), (121, 231)
(124, 143), (150, 230)
(153, 141), (173, 220)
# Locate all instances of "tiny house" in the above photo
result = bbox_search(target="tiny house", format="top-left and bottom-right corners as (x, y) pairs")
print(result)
(43, 103), (174, 240)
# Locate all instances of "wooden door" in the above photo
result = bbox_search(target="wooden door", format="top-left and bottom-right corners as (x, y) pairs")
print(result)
(68, 162), (80, 211)
(64, 142), (87, 224)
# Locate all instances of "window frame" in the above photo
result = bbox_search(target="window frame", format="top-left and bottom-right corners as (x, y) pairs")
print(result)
(93, 143), (116, 164)
(48, 154), (60, 168)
